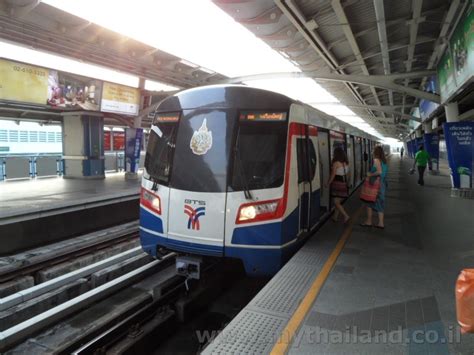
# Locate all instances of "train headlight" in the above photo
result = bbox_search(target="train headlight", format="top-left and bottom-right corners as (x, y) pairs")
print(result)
(240, 206), (257, 220)
(141, 188), (161, 215)
(236, 199), (282, 224)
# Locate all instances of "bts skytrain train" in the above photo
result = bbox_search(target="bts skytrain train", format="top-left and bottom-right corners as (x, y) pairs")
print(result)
(140, 85), (379, 276)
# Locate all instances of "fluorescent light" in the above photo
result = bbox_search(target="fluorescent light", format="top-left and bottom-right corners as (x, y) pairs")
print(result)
(199, 67), (215, 74)
(0, 40), (139, 87)
(179, 59), (199, 68)
(145, 80), (179, 92)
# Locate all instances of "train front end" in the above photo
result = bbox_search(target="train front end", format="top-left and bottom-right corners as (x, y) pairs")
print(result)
(140, 85), (294, 276)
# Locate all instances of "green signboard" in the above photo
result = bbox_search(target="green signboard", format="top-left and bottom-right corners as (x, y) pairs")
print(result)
(437, 5), (474, 103)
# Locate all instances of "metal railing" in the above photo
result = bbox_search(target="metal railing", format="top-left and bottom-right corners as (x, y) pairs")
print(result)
(0, 152), (146, 180)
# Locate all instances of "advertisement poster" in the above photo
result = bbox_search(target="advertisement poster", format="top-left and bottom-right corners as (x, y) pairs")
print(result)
(424, 133), (440, 172)
(419, 76), (440, 121)
(443, 122), (473, 189)
(101, 82), (140, 116)
(437, 6), (474, 102)
(125, 128), (143, 173)
(451, 6), (473, 90)
(0, 58), (49, 105)
(48, 71), (102, 111)
(408, 140), (412, 158)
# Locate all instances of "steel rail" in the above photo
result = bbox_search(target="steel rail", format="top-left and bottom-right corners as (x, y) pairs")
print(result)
(0, 224), (139, 283)
(0, 246), (144, 311)
(0, 253), (175, 351)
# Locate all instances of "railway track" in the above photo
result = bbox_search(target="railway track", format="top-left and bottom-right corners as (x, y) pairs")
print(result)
(0, 247), (177, 352)
(0, 221), (139, 283)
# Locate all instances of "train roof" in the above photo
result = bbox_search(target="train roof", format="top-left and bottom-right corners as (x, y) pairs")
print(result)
(155, 84), (380, 142)
(155, 84), (294, 112)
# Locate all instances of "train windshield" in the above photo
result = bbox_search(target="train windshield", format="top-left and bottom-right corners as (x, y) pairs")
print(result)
(144, 113), (179, 185)
(145, 109), (287, 193)
(231, 112), (288, 191)
(170, 109), (235, 193)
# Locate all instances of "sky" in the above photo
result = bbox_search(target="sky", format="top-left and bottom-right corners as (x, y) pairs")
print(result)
(4, 0), (386, 139)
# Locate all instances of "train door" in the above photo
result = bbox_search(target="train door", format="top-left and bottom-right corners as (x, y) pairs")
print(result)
(296, 126), (311, 232)
(317, 129), (330, 214)
(346, 134), (355, 191)
(308, 126), (320, 227)
(362, 139), (368, 173)
(354, 137), (362, 185)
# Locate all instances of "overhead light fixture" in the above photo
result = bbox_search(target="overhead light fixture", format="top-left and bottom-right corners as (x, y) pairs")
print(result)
(179, 59), (199, 68)
(199, 67), (215, 74)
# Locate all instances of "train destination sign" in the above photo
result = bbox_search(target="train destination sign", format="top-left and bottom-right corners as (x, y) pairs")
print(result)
(239, 112), (287, 121)
(156, 113), (180, 122)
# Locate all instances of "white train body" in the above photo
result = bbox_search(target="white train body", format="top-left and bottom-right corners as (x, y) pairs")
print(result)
(140, 85), (377, 276)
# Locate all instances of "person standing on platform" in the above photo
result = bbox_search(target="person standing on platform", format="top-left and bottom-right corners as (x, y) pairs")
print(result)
(414, 145), (430, 186)
(400, 146), (404, 159)
(361, 146), (388, 229)
(326, 147), (351, 224)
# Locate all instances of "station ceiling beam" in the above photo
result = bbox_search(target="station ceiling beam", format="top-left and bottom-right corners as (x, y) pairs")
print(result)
(222, 70), (439, 103)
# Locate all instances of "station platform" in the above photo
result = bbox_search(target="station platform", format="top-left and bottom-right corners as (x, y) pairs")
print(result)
(203, 156), (474, 354)
(0, 173), (141, 255)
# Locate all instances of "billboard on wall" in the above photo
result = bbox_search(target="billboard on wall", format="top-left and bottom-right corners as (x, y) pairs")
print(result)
(1, 58), (142, 116)
(0, 58), (102, 111)
(419, 76), (440, 121)
(0, 58), (50, 105)
(437, 6), (474, 103)
(48, 71), (102, 111)
(101, 82), (140, 116)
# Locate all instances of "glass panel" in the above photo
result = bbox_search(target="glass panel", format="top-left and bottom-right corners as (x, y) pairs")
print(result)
(47, 132), (55, 143)
(9, 130), (19, 142)
(231, 120), (287, 191)
(20, 131), (28, 142)
(39, 132), (47, 142)
(309, 140), (317, 181)
(171, 109), (235, 193)
(29, 131), (38, 142)
(144, 114), (179, 185)
(0, 130), (7, 142)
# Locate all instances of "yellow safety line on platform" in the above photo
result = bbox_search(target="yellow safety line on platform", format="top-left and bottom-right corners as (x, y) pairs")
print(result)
(271, 206), (363, 355)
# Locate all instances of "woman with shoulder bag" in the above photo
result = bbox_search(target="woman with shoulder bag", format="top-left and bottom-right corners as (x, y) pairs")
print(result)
(360, 146), (388, 229)
(326, 147), (351, 224)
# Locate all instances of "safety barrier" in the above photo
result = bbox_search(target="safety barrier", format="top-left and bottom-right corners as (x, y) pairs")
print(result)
(0, 155), (63, 180)
(0, 152), (146, 180)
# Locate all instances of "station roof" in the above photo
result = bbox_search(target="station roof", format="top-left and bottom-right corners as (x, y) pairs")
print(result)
(213, 0), (466, 138)
(0, 0), (469, 138)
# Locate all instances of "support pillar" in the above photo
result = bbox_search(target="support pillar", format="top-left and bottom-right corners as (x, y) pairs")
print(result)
(423, 122), (439, 175)
(125, 78), (145, 180)
(62, 112), (105, 179)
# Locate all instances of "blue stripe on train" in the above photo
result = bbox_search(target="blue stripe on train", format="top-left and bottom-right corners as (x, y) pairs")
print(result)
(231, 207), (299, 246)
(140, 206), (164, 234)
(140, 189), (322, 276)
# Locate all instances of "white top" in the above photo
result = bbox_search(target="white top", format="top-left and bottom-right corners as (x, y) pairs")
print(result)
(335, 164), (349, 176)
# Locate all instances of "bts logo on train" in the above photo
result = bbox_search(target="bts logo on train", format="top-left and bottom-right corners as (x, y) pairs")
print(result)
(184, 199), (206, 230)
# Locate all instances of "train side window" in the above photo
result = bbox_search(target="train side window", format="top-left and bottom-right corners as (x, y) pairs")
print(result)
(309, 141), (317, 181)
(296, 138), (308, 183)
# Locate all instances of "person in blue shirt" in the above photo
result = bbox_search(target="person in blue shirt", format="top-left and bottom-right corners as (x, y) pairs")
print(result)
(361, 146), (388, 229)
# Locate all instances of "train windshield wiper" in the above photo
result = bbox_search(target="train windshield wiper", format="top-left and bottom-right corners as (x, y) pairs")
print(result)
(234, 126), (253, 200)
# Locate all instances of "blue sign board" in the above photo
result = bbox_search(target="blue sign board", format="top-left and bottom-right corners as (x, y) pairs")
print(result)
(125, 128), (144, 174)
(443, 122), (473, 188)
(424, 133), (439, 171)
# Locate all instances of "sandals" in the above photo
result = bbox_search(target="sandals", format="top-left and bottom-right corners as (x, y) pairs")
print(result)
(359, 223), (372, 227)
(374, 225), (385, 229)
